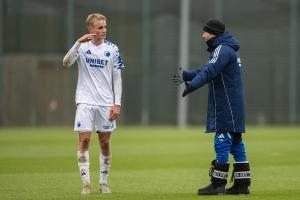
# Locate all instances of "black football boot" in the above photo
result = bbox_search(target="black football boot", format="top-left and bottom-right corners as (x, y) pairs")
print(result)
(226, 162), (251, 195)
(197, 160), (229, 195)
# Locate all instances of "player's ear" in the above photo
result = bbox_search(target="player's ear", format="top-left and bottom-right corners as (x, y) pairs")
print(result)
(87, 25), (93, 33)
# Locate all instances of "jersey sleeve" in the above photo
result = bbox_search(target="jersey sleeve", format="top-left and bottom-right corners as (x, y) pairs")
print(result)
(62, 41), (80, 67)
(113, 68), (122, 105)
(113, 47), (125, 69)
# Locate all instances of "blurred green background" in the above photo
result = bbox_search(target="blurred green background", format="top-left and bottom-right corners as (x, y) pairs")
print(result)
(0, 0), (299, 127)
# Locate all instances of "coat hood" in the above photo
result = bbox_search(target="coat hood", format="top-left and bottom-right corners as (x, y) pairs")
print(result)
(206, 32), (240, 52)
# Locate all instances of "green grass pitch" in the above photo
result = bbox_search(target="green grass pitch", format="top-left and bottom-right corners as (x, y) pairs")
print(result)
(0, 126), (300, 200)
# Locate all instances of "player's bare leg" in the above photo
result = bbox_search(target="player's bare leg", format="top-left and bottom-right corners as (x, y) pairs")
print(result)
(77, 132), (92, 195)
(97, 132), (112, 194)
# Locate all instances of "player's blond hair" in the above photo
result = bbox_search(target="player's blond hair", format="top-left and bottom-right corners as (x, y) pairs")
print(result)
(86, 13), (107, 27)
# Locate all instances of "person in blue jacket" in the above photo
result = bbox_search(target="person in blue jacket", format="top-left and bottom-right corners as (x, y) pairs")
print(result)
(173, 18), (251, 195)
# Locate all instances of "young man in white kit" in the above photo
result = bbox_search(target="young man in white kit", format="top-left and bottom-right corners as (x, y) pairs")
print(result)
(62, 13), (124, 195)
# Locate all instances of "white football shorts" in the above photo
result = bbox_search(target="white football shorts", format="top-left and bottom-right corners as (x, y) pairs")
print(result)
(74, 104), (116, 132)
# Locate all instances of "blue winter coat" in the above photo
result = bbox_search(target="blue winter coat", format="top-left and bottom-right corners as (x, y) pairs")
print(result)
(183, 32), (245, 133)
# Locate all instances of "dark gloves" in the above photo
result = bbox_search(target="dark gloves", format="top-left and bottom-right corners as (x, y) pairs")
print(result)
(173, 67), (192, 97)
(173, 74), (184, 85)
(182, 82), (192, 97)
(172, 67), (185, 85)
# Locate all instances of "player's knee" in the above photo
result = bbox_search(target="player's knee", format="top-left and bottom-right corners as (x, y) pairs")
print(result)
(100, 137), (110, 149)
(231, 132), (242, 145)
(80, 138), (90, 148)
(100, 138), (109, 147)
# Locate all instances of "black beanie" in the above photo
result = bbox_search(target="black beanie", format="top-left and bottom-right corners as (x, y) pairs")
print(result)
(203, 18), (225, 36)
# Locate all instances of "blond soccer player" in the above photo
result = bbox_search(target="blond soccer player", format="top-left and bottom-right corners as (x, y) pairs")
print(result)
(63, 13), (124, 195)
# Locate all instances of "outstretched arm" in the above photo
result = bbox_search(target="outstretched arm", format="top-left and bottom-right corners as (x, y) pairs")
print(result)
(183, 45), (232, 97)
(62, 33), (96, 67)
(62, 42), (80, 67)
(173, 67), (203, 85)
(182, 68), (203, 81)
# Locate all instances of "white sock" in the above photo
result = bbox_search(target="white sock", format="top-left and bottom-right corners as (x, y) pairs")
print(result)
(99, 153), (112, 184)
(77, 151), (90, 185)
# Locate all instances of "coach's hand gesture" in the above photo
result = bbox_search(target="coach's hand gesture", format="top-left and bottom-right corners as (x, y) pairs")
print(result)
(173, 67), (185, 85)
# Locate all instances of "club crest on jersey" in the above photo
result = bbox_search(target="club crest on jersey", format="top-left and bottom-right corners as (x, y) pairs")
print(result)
(104, 51), (111, 57)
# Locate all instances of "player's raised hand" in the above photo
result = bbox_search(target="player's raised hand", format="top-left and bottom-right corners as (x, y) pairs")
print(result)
(173, 67), (184, 85)
(77, 34), (96, 43)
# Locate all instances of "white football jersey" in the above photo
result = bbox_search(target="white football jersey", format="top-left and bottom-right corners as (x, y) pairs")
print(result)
(74, 40), (124, 106)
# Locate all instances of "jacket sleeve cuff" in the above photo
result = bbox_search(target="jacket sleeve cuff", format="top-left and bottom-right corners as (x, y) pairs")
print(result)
(182, 70), (199, 81)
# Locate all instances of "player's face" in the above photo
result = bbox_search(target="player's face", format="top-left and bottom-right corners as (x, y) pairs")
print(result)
(88, 19), (107, 40)
(202, 31), (215, 42)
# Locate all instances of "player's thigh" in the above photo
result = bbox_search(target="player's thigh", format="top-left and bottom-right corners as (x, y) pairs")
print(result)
(74, 104), (94, 132)
(78, 132), (92, 142)
(94, 106), (116, 132)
